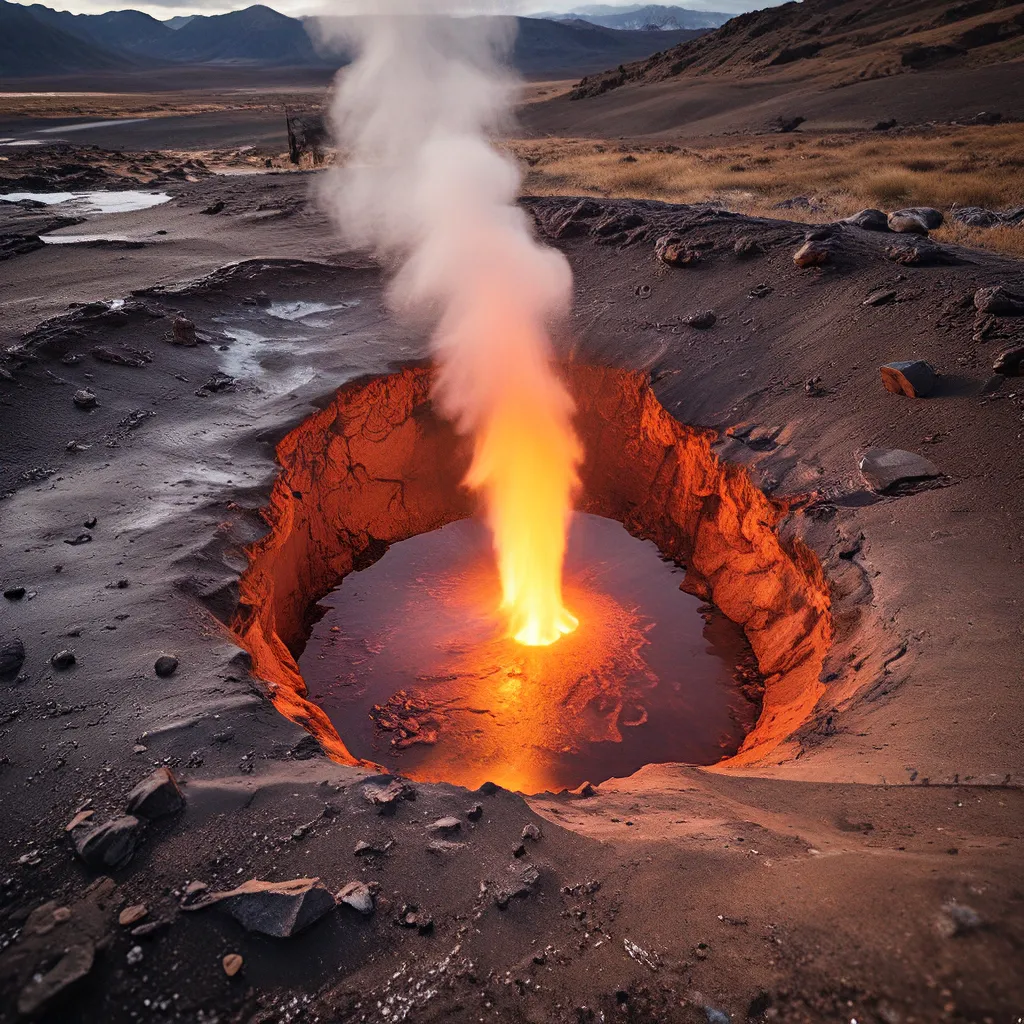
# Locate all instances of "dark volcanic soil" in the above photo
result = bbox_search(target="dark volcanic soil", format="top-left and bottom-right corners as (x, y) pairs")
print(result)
(0, 168), (1022, 1024)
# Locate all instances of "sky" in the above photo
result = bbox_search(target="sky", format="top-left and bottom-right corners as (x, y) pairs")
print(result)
(12, 0), (781, 21)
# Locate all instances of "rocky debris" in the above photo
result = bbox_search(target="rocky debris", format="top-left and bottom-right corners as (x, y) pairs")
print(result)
(126, 945), (143, 966)
(426, 816), (462, 835)
(859, 449), (941, 493)
(363, 778), (416, 815)
(522, 822), (542, 842)
(64, 532), (92, 546)
(880, 360), (936, 398)
(974, 285), (1024, 316)
(184, 878), (336, 938)
(938, 901), (983, 938)
(844, 208), (890, 231)
(3, 586), (26, 600)
(71, 815), (143, 870)
(466, 804), (483, 821)
(202, 201), (226, 216)
(125, 766), (184, 820)
(887, 211), (930, 235)
(336, 881), (374, 915)
(169, 316), (197, 346)
(534, 198), (603, 240)
(118, 904), (148, 927)
(65, 810), (94, 832)
(495, 864), (541, 909)
(748, 283), (773, 299)
(222, 953), (243, 976)
(355, 839), (393, 856)
(685, 310), (717, 329)
(154, 655), (179, 678)
(72, 389), (98, 410)
(704, 1007), (730, 1024)
(0, 638), (26, 677)
(397, 904), (434, 934)
(195, 372), (235, 397)
(885, 242), (955, 266)
(50, 649), (76, 670)
(793, 240), (830, 268)
(656, 235), (701, 267)
(863, 289), (897, 307)
(16, 941), (94, 1017)
(733, 236), (764, 258)
(428, 839), (468, 855)
(952, 205), (1024, 228)
(896, 207), (943, 230)
(91, 346), (148, 368)
(874, 118), (898, 131)
(130, 919), (169, 939)
(773, 195), (820, 211)
(993, 345), (1024, 376)
(769, 115), (805, 134)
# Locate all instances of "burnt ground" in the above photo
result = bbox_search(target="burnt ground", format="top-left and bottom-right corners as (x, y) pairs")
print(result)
(0, 168), (1022, 1024)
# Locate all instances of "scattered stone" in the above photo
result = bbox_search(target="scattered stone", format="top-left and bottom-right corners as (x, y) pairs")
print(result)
(195, 371), (235, 396)
(793, 240), (830, 267)
(50, 649), (76, 670)
(887, 211), (930, 235)
(748, 283), (773, 299)
(656, 235), (701, 267)
(16, 943), (95, 1017)
(4, 586), (26, 600)
(772, 195), (816, 210)
(398, 904), (434, 934)
(844, 208), (889, 231)
(183, 880), (208, 898)
(951, 206), (1002, 228)
(863, 289), (897, 307)
(734, 236), (764, 258)
(974, 285), (1024, 316)
(873, 118), (898, 131)
(201, 201), (226, 215)
(64, 533), (92, 546)
(893, 207), (943, 230)
(993, 345), (1024, 375)
(363, 779), (416, 814)
(880, 360), (936, 398)
(184, 878), (336, 938)
(769, 116), (805, 134)
(170, 316), (197, 346)
(512, 843), (527, 858)
(426, 816), (462, 835)
(336, 881), (374, 915)
(126, 945), (143, 966)
(72, 389), (97, 410)
(859, 448), (941, 493)
(466, 804), (483, 821)
(71, 816), (143, 871)
(495, 864), (541, 909)
(428, 839), (467, 855)
(222, 953), (243, 976)
(704, 1008), (730, 1024)
(125, 766), (184, 820)
(354, 839), (392, 856)
(522, 822), (542, 841)
(154, 655), (178, 678)
(65, 810), (94, 832)
(684, 310), (716, 329)
(118, 904), (148, 927)
(130, 919), (169, 939)
(885, 243), (952, 267)
(938, 901), (983, 937)
(0, 638), (26, 677)
(804, 375), (826, 396)
(91, 346), (147, 368)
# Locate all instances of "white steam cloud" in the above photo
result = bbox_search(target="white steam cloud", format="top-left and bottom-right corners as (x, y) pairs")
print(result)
(320, 2), (583, 646)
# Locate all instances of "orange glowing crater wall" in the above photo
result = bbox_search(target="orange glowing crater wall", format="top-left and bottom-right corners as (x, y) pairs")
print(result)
(233, 365), (832, 772)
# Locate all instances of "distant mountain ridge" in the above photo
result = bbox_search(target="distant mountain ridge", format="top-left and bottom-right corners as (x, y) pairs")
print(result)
(0, 0), (711, 78)
(538, 4), (732, 31)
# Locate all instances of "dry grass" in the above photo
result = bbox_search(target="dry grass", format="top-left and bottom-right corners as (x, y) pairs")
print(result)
(508, 125), (1024, 258)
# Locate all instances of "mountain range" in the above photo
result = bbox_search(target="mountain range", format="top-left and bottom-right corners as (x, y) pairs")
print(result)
(0, 0), (711, 78)
(537, 4), (732, 30)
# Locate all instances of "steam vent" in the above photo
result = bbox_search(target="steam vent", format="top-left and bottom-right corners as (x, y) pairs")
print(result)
(3, 0), (1024, 1017)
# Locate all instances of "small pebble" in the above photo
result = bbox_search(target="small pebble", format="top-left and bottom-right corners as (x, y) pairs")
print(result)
(222, 953), (243, 977)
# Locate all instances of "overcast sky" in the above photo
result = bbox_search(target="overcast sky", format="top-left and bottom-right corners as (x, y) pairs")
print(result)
(14, 0), (782, 21)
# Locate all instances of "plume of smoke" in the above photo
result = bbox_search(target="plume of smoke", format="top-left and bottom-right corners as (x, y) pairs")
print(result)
(320, 1), (583, 645)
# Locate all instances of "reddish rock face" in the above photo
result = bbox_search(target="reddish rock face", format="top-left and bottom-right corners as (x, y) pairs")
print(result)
(232, 365), (832, 774)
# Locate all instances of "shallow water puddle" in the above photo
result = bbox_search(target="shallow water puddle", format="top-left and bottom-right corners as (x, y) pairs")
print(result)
(0, 190), (171, 214)
(301, 513), (759, 793)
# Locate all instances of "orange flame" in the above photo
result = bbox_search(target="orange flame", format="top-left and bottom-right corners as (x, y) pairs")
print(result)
(462, 346), (582, 647)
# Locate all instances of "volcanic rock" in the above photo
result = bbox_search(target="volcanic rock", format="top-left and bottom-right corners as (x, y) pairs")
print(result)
(951, 206), (1002, 228)
(3, 586), (26, 600)
(938, 901), (983, 937)
(51, 649), (76, 670)
(363, 779), (416, 814)
(893, 207), (943, 230)
(0, 638), (26, 677)
(495, 864), (541, 909)
(184, 878), (336, 938)
(885, 243), (953, 266)
(656, 235), (701, 266)
(426, 816), (462, 835)
(71, 815), (143, 870)
(72, 389), (97, 410)
(685, 310), (717, 329)
(864, 289), (897, 307)
(887, 212), (930, 235)
(993, 345), (1024, 376)
(845, 208), (890, 231)
(125, 766), (184, 820)
(859, 449), (941, 493)
(522, 822), (542, 841)
(974, 285), (1024, 316)
(154, 655), (178, 677)
(118, 904), (148, 927)
(793, 241), (831, 268)
(201, 201), (226, 216)
(398, 904), (434, 934)
(733, 236), (764, 258)
(91, 346), (147, 368)
(880, 361), (936, 398)
(336, 881), (374, 915)
(466, 804), (483, 821)
(195, 372), (235, 396)
(170, 316), (197, 346)
(428, 839), (467, 855)
(17, 943), (95, 1018)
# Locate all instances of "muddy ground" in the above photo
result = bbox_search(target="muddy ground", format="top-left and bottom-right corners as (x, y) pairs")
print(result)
(0, 162), (1022, 1024)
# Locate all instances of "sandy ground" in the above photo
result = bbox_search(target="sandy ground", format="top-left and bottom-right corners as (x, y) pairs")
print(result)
(0, 167), (1022, 1024)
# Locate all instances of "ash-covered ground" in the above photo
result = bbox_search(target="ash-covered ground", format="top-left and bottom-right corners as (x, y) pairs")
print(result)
(0, 157), (1022, 1023)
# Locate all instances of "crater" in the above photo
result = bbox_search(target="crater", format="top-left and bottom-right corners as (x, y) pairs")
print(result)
(232, 365), (833, 790)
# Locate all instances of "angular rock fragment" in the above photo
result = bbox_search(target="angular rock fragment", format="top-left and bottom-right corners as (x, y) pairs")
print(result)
(426, 816), (462, 835)
(0, 638), (26, 677)
(863, 289), (897, 307)
(466, 804), (483, 821)
(880, 361), (936, 398)
(17, 943), (95, 1018)
(428, 839), (467, 855)
(993, 345), (1024, 376)
(885, 243), (953, 267)
(170, 316), (197, 346)
(974, 285), (1024, 316)
(125, 766), (184, 820)
(793, 241), (830, 267)
(859, 449), (941, 493)
(844, 209), (889, 231)
(73, 389), (97, 410)
(887, 211), (930, 235)
(684, 310), (716, 329)
(363, 778), (416, 814)
(184, 878), (335, 938)
(397, 904), (433, 934)
(3, 586), (26, 600)
(951, 206), (1002, 228)
(71, 815), (143, 870)
(656, 235), (701, 267)
(495, 864), (541, 909)
(892, 207), (943, 230)
(733, 236), (764, 258)
(51, 649), (76, 670)
(336, 881), (374, 915)
(522, 822), (542, 841)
